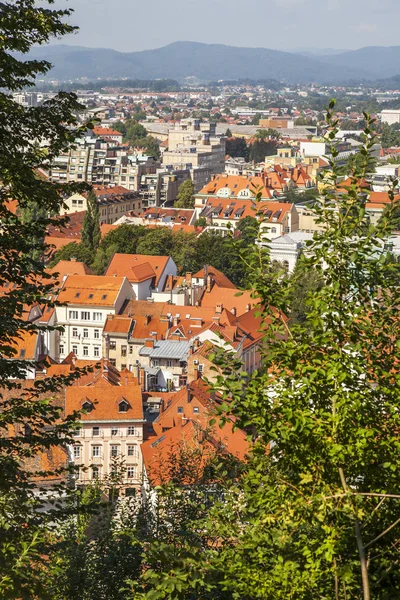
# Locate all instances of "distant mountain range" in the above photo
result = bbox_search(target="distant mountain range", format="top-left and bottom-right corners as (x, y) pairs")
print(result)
(26, 41), (400, 84)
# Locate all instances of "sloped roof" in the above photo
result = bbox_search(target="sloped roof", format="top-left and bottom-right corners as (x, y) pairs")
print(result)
(193, 266), (237, 289)
(106, 253), (170, 286)
(66, 385), (144, 421)
(57, 275), (126, 306)
(139, 340), (190, 360)
(199, 286), (256, 316)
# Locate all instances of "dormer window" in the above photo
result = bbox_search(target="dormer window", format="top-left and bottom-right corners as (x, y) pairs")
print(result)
(82, 400), (94, 413)
(118, 399), (129, 413)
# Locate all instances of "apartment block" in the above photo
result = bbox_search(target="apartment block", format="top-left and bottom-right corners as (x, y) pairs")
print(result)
(162, 119), (226, 192)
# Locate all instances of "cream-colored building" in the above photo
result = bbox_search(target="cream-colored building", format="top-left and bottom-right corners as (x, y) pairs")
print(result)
(62, 187), (142, 224)
(66, 382), (145, 489)
(162, 119), (226, 191)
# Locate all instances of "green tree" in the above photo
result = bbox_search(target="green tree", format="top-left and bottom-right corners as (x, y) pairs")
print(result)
(135, 109), (400, 600)
(225, 128), (232, 137)
(174, 179), (195, 209)
(248, 138), (277, 162)
(81, 190), (101, 253)
(0, 1), (90, 595)
(50, 241), (96, 267)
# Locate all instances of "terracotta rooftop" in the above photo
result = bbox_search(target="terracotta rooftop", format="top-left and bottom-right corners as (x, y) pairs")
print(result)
(105, 253), (171, 287)
(57, 275), (127, 307)
(66, 385), (144, 421)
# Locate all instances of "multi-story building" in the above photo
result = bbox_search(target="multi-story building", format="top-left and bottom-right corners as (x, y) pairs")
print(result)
(139, 167), (190, 208)
(66, 378), (145, 488)
(105, 253), (177, 298)
(162, 119), (226, 192)
(50, 133), (160, 190)
(63, 186), (142, 224)
(55, 275), (133, 362)
(380, 109), (400, 126)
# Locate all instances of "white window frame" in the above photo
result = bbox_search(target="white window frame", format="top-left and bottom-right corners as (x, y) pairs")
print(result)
(92, 445), (101, 458)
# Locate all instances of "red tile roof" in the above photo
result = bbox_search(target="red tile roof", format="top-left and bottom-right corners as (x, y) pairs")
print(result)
(105, 253), (170, 287)
(66, 385), (144, 421)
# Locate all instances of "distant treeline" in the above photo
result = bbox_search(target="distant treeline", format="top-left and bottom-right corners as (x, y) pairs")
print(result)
(32, 79), (181, 93)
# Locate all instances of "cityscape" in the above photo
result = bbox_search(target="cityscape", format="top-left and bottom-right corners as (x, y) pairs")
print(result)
(2, 1), (400, 598)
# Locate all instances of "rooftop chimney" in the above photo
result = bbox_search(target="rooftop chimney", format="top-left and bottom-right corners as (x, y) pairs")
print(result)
(145, 338), (155, 348)
(216, 303), (223, 314)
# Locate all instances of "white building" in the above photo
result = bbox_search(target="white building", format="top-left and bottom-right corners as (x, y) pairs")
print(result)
(269, 231), (314, 273)
(55, 275), (133, 362)
(380, 109), (400, 126)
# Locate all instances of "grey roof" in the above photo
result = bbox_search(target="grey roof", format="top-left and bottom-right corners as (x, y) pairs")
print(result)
(271, 231), (314, 246)
(145, 367), (161, 376)
(139, 340), (191, 360)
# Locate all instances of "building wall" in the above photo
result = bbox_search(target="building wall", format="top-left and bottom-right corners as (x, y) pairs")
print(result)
(71, 420), (144, 486)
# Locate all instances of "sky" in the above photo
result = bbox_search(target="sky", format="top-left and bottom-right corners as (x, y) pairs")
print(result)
(56, 0), (400, 52)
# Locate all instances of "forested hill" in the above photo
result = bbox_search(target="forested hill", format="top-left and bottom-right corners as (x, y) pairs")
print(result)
(26, 41), (395, 84)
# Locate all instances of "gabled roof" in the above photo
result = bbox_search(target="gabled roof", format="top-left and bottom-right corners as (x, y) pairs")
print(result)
(57, 275), (127, 307)
(9, 330), (39, 361)
(47, 260), (92, 282)
(193, 266), (237, 289)
(105, 253), (171, 287)
(66, 385), (144, 421)
(92, 127), (123, 138)
(199, 174), (273, 199)
(199, 286), (256, 316)
(139, 340), (190, 360)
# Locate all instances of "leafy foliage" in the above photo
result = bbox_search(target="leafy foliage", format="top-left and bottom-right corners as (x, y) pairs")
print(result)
(174, 180), (195, 209)
(132, 108), (400, 599)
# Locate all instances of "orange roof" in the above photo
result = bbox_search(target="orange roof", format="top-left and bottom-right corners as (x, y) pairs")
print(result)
(193, 266), (237, 289)
(130, 315), (169, 340)
(198, 197), (292, 224)
(104, 315), (133, 335)
(57, 275), (127, 306)
(45, 237), (80, 251)
(101, 224), (119, 237)
(130, 262), (156, 283)
(66, 385), (143, 421)
(92, 127), (123, 138)
(368, 191), (400, 204)
(199, 174), (272, 199)
(142, 415), (249, 486)
(105, 253), (170, 286)
(200, 286), (257, 316)
(9, 329), (38, 360)
(47, 260), (91, 282)
(93, 185), (131, 197)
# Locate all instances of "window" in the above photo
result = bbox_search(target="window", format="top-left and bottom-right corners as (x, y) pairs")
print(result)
(83, 328), (89, 338)
(119, 400), (129, 413)
(167, 359), (173, 367)
(127, 466), (135, 479)
(152, 359), (159, 367)
(271, 227), (277, 233)
(72, 327), (78, 338)
(127, 426), (136, 436)
(83, 346), (89, 357)
(94, 329), (100, 339)
(111, 427), (118, 436)
(72, 345), (78, 354)
(93, 312), (102, 321)
(92, 426), (100, 437)
(82, 400), (93, 413)
(109, 341), (116, 350)
(110, 445), (118, 457)
(127, 445), (137, 457)
(129, 345), (133, 354)
(73, 428), (81, 437)
(121, 345), (127, 357)
(92, 445), (101, 457)
(121, 363), (127, 370)
(110, 358), (116, 367)
(177, 406), (183, 414)
(81, 311), (90, 321)
(94, 346), (100, 358)
(69, 310), (78, 320)
(92, 465), (100, 480)
(73, 445), (81, 459)
(59, 344), (64, 355)
(193, 406), (199, 414)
